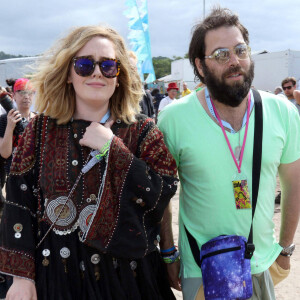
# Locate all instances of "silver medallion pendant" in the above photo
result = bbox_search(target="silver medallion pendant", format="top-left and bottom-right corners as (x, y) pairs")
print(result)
(42, 249), (51, 267)
(60, 247), (70, 258)
(91, 254), (101, 264)
(45, 196), (78, 234)
(78, 205), (96, 233)
(13, 223), (23, 239)
(14, 232), (21, 238)
(60, 247), (70, 273)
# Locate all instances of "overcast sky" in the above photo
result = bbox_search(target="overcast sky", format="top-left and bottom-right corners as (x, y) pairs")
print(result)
(1, 0), (299, 58)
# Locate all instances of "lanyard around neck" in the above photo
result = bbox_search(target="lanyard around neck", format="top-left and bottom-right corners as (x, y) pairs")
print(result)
(205, 88), (253, 133)
(211, 94), (251, 173)
(100, 109), (111, 124)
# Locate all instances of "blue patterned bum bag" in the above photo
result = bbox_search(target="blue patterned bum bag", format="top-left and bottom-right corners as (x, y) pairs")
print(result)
(199, 235), (253, 299)
(184, 90), (263, 300)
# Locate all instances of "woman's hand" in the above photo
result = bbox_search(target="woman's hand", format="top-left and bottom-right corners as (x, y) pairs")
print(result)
(6, 277), (37, 300)
(6, 109), (22, 131)
(79, 119), (114, 150)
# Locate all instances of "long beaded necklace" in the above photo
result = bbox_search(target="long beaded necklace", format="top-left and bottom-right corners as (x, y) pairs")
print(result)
(36, 111), (112, 248)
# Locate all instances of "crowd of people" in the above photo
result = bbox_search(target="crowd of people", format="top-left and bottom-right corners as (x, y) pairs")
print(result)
(146, 76), (300, 124)
(0, 6), (299, 300)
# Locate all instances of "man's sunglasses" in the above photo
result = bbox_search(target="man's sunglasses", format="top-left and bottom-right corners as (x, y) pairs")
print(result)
(204, 44), (251, 64)
(73, 56), (120, 78)
(282, 85), (294, 90)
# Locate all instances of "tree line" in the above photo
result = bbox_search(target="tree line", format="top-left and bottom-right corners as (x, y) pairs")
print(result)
(152, 54), (188, 79)
(0, 51), (28, 60)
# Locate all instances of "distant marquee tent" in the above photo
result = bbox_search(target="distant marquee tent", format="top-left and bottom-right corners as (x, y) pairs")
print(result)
(157, 49), (300, 92)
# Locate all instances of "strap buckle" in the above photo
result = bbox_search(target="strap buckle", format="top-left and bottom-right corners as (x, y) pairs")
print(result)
(245, 243), (255, 259)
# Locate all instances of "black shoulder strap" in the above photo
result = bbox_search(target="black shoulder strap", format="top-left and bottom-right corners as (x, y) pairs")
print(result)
(185, 89), (263, 266)
(247, 89), (263, 246)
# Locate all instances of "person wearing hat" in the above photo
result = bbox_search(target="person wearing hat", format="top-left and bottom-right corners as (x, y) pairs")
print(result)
(158, 82), (179, 113)
(0, 78), (35, 176)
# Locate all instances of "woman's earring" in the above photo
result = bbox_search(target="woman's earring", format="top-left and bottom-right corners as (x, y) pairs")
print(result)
(116, 83), (119, 87)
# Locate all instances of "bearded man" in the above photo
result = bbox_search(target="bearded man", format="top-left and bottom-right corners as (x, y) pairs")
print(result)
(158, 7), (300, 300)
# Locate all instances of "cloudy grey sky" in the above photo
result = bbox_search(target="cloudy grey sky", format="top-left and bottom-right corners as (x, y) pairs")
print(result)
(1, 0), (299, 58)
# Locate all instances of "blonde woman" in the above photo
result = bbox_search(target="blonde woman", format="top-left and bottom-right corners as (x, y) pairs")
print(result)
(0, 25), (178, 300)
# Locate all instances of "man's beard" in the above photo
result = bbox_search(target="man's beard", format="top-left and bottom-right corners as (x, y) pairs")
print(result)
(202, 60), (255, 107)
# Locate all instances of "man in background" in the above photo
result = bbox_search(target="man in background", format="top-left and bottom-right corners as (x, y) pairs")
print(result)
(281, 77), (300, 114)
(181, 82), (191, 97)
(158, 82), (179, 113)
(274, 86), (286, 99)
(281, 77), (297, 102)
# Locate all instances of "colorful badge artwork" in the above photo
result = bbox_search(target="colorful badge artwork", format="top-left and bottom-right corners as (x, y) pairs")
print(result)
(232, 180), (251, 209)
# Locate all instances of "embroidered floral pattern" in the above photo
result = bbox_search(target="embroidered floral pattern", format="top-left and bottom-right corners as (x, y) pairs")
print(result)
(0, 247), (35, 280)
(86, 136), (133, 245)
(139, 126), (177, 177)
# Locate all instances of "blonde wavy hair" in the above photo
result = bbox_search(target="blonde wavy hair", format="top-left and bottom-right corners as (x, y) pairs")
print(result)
(30, 25), (143, 124)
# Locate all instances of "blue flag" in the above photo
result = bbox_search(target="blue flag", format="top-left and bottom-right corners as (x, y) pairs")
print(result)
(124, 0), (156, 82)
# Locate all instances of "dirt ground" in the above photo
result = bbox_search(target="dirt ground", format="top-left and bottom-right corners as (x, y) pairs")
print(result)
(170, 180), (300, 299)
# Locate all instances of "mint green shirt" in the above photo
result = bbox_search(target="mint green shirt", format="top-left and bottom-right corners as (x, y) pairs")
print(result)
(158, 91), (300, 278)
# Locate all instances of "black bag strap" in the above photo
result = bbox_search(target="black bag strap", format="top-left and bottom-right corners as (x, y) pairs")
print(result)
(185, 89), (263, 267)
(245, 89), (263, 258)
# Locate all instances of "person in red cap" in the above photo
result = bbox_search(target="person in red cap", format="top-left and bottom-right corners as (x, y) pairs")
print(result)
(0, 78), (35, 176)
(158, 82), (179, 113)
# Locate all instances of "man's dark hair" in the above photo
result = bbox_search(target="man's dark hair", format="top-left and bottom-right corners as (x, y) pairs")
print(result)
(189, 7), (249, 83)
(281, 77), (296, 88)
(151, 88), (160, 96)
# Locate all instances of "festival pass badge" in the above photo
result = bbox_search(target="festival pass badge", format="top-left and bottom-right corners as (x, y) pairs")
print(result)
(232, 179), (251, 209)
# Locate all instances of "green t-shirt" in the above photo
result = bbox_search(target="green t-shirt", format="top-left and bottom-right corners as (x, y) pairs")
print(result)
(158, 90), (300, 278)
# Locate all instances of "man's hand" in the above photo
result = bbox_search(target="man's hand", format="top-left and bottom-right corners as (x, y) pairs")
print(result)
(278, 159), (300, 257)
(276, 254), (290, 270)
(166, 260), (181, 291)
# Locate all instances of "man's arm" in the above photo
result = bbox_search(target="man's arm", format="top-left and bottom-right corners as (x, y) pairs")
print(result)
(277, 158), (300, 269)
(160, 202), (181, 290)
(293, 90), (300, 105)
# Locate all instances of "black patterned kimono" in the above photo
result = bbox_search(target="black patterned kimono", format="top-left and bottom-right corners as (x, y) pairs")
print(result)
(0, 114), (178, 300)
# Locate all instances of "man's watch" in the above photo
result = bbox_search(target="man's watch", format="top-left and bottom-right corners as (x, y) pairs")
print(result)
(280, 244), (295, 257)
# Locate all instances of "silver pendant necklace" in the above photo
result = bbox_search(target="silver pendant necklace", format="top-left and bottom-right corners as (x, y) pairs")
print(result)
(234, 130), (242, 162)
(234, 100), (248, 162)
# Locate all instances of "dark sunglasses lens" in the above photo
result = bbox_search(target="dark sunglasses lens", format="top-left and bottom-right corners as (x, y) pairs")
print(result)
(101, 60), (118, 77)
(74, 58), (94, 76)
